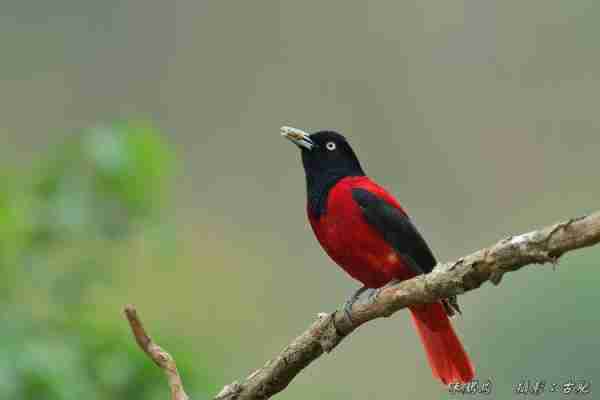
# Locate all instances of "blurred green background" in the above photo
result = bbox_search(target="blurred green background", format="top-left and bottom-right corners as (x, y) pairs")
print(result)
(1, 2), (599, 399)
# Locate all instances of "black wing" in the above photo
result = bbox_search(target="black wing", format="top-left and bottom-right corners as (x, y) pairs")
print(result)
(352, 188), (461, 315)
(351, 188), (436, 275)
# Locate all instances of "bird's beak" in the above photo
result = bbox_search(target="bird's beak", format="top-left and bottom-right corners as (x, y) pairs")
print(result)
(281, 126), (315, 150)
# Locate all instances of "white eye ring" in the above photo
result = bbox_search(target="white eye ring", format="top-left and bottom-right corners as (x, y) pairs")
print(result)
(326, 141), (336, 151)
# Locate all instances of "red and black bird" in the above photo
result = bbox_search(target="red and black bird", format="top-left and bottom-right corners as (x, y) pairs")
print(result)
(281, 126), (475, 385)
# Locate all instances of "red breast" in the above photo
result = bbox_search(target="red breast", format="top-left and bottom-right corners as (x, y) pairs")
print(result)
(308, 176), (415, 288)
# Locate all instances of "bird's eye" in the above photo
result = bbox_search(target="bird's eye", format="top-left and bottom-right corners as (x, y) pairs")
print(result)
(326, 142), (336, 151)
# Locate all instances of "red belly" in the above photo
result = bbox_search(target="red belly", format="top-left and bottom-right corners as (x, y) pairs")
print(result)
(308, 177), (415, 288)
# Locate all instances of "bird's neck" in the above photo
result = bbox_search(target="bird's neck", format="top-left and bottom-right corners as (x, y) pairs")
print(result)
(305, 169), (364, 218)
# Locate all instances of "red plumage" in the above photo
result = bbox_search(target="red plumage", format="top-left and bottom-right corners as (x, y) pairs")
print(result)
(308, 176), (475, 384)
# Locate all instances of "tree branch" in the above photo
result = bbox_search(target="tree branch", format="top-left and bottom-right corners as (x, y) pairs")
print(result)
(124, 305), (190, 400)
(213, 212), (600, 400)
(124, 211), (600, 400)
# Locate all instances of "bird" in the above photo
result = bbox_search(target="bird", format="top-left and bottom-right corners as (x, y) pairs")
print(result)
(281, 126), (475, 385)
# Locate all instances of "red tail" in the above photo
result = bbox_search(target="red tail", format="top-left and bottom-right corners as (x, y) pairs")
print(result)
(410, 302), (475, 385)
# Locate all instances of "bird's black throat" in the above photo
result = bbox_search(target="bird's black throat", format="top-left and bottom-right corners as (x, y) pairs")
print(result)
(297, 130), (365, 218)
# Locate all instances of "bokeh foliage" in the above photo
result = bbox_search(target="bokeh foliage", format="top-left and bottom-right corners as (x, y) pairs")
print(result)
(0, 123), (213, 399)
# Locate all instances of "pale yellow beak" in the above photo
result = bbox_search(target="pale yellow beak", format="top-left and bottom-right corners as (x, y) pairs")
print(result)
(280, 126), (315, 150)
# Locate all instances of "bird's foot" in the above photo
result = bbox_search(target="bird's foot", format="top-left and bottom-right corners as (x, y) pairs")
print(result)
(343, 279), (402, 323)
(343, 286), (369, 323)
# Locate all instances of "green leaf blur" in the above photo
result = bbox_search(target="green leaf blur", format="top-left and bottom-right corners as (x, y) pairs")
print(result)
(0, 123), (214, 399)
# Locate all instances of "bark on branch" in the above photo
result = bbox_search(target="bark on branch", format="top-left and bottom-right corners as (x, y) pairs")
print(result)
(124, 211), (600, 400)
(124, 305), (189, 400)
(214, 211), (600, 400)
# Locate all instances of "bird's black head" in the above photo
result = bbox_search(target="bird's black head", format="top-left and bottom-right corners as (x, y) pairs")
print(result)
(281, 127), (365, 178)
(281, 126), (365, 216)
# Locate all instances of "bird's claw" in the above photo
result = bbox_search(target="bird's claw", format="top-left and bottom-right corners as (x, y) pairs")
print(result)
(343, 282), (399, 323)
(343, 286), (367, 323)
